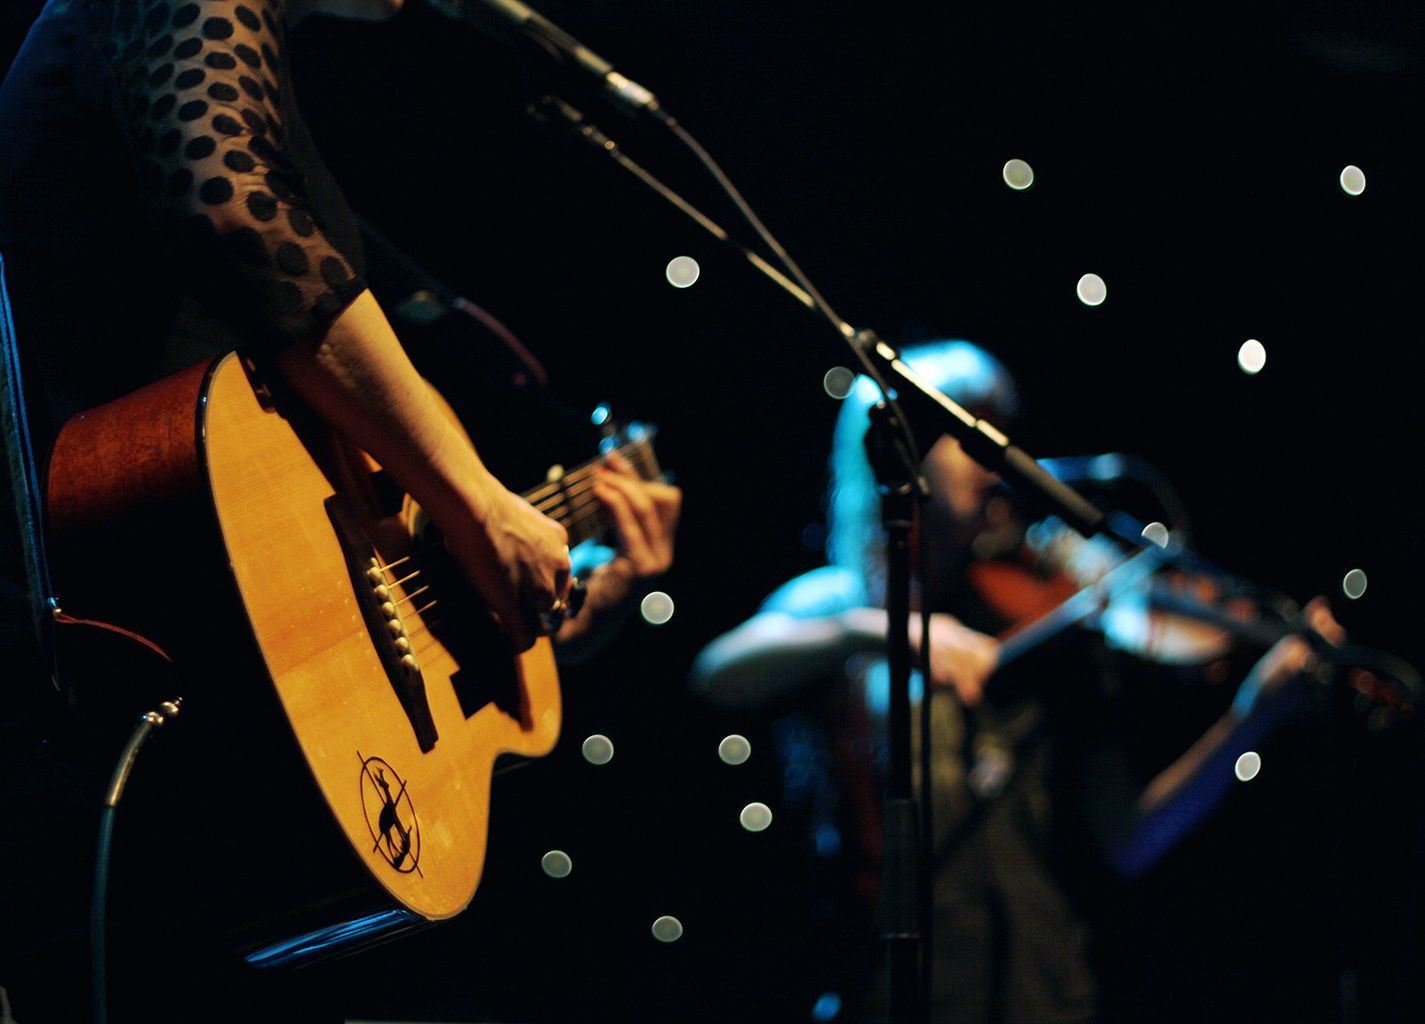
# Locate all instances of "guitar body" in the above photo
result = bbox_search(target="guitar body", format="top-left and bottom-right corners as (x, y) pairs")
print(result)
(46, 352), (561, 964)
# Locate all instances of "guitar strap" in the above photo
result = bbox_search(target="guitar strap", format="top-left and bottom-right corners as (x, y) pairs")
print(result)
(0, 252), (58, 683)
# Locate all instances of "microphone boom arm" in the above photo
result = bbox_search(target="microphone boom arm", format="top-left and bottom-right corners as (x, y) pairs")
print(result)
(527, 96), (1104, 538)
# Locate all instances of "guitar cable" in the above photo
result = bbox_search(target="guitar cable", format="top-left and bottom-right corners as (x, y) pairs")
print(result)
(91, 698), (182, 1024)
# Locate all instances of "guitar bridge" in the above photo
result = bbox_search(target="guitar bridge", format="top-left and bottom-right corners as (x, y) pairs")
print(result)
(325, 495), (439, 753)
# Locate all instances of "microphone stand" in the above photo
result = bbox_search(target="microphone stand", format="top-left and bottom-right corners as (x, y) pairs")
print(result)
(422, 9), (1425, 999)
(417, 0), (1122, 1003)
(863, 399), (929, 1022)
(527, 92), (1107, 1023)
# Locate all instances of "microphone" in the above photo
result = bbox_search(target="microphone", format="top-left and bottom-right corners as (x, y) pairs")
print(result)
(421, 0), (662, 116)
(1036, 453), (1195, 547)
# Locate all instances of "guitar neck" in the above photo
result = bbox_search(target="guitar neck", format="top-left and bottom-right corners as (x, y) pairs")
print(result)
(518, 432), (659, 548)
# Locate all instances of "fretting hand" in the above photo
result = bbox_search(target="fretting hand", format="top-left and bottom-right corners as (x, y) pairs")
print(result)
(553, 449), (682, 650)
(591, 449), (681, 579)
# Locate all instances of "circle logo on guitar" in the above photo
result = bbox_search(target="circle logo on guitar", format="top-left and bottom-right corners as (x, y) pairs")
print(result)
(359, 754), (422, 875)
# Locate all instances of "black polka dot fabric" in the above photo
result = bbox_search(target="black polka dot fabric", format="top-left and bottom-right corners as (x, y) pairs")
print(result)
(97, 0), (367, 353)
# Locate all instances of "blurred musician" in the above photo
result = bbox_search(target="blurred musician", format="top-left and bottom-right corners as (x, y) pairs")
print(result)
(691, 339), (1342, 1023)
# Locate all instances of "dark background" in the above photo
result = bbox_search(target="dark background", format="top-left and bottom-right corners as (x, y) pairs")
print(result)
(5, 2), (1423, 1021)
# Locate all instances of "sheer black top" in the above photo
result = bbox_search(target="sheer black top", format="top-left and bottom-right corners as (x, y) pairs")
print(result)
(0, 0), (367, 446)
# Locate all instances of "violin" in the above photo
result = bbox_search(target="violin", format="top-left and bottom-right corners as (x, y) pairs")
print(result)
(964, 512), (1233, 665)
(966, 513), (1420, 711)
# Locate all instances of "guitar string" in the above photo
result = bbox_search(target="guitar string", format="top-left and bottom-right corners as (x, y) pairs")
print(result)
(369, 438), (654, 577)
(367, 436), (653, 569)
(368, 476), (603, 574)
(395, 588), (560, 666)
(527, 469), (606, 517)
(530, 486), (595, 518)
(554, 494), (604, 534)
(522, 437), (648, 506)
(363, 440), (660, 669)
(404, 614), (502, 668)
(392, 584), (430, 608)
(526, 440), (660, 515)
(524, 460), (609, 507)
(373, 490), (606, 577)
(385, 564), (457, 601)
(412, 623), (450, 662)
(414, 615), (479, 668)
(393, 435), (652, 552)
(403, 602), (439, 640)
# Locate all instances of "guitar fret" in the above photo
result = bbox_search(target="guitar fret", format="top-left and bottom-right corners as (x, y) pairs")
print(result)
(563, 495), (606, 548)
(519, 435), (655, 546)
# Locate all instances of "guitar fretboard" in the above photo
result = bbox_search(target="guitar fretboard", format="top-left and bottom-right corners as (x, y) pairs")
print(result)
(519, 431), (660, 548)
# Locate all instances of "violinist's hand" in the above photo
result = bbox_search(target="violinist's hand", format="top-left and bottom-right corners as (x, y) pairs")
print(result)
(909, 613), (999, 706)
(1230, 596), (1344, 721)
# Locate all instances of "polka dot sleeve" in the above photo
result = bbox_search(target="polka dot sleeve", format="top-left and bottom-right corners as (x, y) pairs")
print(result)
(105, 0), (366, 355)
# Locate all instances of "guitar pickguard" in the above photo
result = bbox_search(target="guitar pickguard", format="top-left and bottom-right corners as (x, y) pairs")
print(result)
(400, 514), (527, 727)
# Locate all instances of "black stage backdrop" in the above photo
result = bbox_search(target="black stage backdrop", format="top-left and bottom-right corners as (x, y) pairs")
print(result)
(4, 3), (1423, 1022)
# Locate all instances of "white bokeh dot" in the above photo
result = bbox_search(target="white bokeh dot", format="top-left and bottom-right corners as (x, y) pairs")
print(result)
(652, 916), (684, 942)
(665, 256), (701, 288)
(1235, 751), (1262, 782)
(1238, 339), (1266, 374)
(1343, 569), (1368, 600)
(582, 734), (614, 765)
(740, 802), (773, 832)
(1002, 158), (1034, 190)
(541, 850), (573, 878)
(1076, 273), (1106, 306)
(718, 735), (751, 765)
(640, 591), (674, 625)
(1340, 165), (1366, 196)
(823, 366), (856, 400)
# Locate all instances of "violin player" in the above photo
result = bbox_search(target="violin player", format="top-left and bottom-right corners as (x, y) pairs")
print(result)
(691, 338), (1344, 1024)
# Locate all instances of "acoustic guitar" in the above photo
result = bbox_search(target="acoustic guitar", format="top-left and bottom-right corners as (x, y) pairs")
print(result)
(44, 351), (658, 966)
